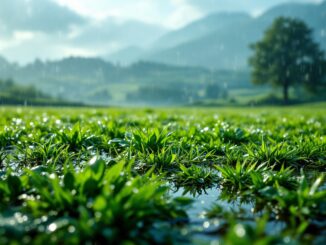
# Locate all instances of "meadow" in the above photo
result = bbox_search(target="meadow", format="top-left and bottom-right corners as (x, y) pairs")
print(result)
(0, 104), (325, 244)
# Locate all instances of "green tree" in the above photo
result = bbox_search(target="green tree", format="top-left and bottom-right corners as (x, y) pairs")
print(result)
(249, 17), (326, 104)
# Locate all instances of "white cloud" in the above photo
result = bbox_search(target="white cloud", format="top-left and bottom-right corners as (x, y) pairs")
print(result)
(0, 31), (35, 52)
(54, 0), (201, 28)
(0, 0), (86, 33)
(166, 0), (202, 28)
(55, 0), (324, 26)
(1, 0), (323, 64)
(13, 31), (35, 41)
(0, 30), (96, 64)
(186, 0), (324, 15)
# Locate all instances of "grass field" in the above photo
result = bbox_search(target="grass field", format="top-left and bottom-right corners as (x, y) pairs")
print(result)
(0, 104), (325, 244)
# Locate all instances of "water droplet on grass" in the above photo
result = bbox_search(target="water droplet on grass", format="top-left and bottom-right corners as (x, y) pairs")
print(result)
(203, 221), (210, 228)
(48, 223), (57, 232)
(235, 224), (246, 237)
(68, 226), (76, 233)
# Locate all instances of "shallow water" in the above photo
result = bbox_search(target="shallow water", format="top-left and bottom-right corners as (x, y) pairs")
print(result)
(170, 186), (296, 243)
(170, 187), (253, 219)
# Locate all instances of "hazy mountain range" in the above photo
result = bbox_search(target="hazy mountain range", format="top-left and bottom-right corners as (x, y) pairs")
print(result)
(1, 1), (325, 105)
(72, 18), (166, 53)
(108, 1), (326, 70)
(0, 55), (252, 105)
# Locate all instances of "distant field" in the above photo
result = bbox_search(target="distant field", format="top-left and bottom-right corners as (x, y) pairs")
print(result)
(0, 105), (325, 244)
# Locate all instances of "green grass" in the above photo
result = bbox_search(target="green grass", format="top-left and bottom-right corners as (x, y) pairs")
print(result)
(0, 105), (325, 244)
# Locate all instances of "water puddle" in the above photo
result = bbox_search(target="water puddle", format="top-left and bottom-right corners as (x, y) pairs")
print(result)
(169, 186), (293, 243)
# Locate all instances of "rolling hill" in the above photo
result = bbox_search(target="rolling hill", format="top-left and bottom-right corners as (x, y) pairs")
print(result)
(149, 1), (326, 69)
(109, 1), (326, 70)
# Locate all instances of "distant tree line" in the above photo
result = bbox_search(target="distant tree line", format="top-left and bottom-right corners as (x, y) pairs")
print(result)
(0, 56), (252, 105)
(0, 79), (48, 99)
(126, 82), (230, 105)
(0, 79), (83, 106)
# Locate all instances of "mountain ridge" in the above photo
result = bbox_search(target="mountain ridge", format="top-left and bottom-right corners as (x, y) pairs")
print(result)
(108, 1), (326, 69)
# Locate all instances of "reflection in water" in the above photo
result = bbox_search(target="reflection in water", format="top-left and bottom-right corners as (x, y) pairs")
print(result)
(169, 186), (288, 243)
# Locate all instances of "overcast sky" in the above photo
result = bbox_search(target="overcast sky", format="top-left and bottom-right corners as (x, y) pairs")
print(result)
(54, 0), (323, 27)
(0, 0), (323, 63)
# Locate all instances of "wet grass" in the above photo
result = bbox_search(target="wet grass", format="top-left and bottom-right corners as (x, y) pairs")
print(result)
(0, 105), (325, 244)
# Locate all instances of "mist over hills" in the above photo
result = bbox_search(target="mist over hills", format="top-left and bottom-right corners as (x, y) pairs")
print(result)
(108, 1), (326, 69)
(1, 1), (325, 105)
(0, 55), (252, 105)
(151, 12), (252, 51)
(72, 18), (166, 52)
